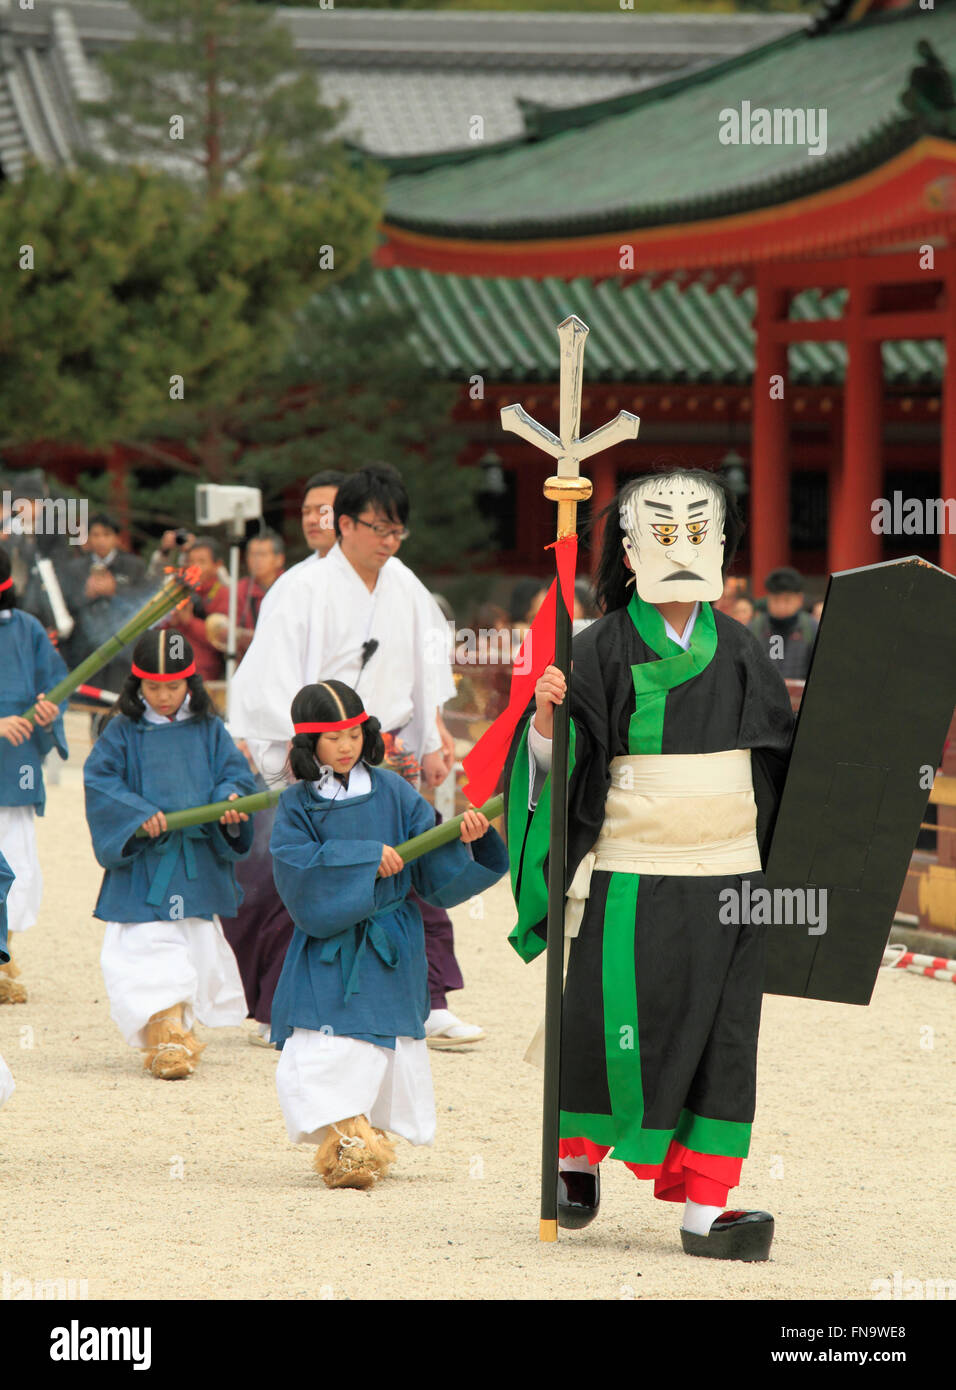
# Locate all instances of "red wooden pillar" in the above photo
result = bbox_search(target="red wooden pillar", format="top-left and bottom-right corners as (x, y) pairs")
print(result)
(831, 273), (881, 573)
(750, 271), (790, 595)
(105, 445), (131, 547)
(941, 252), (956, 577)
(589, 454), (616, 578)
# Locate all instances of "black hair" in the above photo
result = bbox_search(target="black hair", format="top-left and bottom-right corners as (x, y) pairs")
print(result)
(248, 527), (285, 557)
(187, 535), (221, 563)
(303, 470), (346, 496)
(508, 577), (547, 625)
(287, 681), (385, 783)
(117, 631), (212, 722)
(594, 464), (744, 615)
(0, 547), (17, 612)
(333, 465), (408, 539)
(764, 566), (804, 594)
(88, 512), (119, 533)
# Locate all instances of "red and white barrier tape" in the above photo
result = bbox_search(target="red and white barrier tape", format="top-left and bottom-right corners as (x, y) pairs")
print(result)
(881, 944), (956, 984)
(75, 683), (120, 704)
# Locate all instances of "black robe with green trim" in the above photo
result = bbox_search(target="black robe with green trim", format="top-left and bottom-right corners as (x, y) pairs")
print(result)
(506, 594), (795, 1167)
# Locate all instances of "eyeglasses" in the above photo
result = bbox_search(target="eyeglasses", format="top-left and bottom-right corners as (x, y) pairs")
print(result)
(350, 516), (409, 542)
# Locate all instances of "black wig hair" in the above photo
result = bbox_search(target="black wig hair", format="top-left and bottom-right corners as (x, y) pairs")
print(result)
(0, 547), (17, 612)
(117, 630), (212, 721)
(594, 464), (744, 615)
(333, 464), (409, 539)
(288, 680), (385, 783)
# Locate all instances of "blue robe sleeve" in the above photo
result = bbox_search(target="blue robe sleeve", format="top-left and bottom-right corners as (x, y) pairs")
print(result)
(401, 783), (509, 910)
(204, 719), (257, 861)
(31, 621), (69, 761)
(83, 720), (159, 869)
(0, 848), (13, 964)
(270, 791), (385, 939)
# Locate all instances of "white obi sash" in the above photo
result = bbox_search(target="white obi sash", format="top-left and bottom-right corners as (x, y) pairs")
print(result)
(567, 748), (761, 936)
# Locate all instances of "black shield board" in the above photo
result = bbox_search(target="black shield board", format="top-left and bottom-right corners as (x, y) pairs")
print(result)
(763, 556), (956, 1005)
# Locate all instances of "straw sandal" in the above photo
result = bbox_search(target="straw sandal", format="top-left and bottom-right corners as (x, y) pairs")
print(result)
(313, 1115), (397, 1190)
(142, 1006), (205, 1080)
(0, 955), (27, 1005)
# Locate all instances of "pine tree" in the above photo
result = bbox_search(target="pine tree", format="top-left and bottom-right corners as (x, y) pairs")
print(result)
(68, 0), (481, 568)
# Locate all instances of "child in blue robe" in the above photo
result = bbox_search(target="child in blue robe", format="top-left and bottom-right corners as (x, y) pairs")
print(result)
(83, 630), (257, 1079)
(0, 849), (17, 1104)
(0, 547), (68, 1005)
(270, 679), (508, 1189)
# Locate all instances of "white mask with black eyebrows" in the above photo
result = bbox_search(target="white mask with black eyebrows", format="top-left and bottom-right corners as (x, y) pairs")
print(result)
(620, 473), (726, 604)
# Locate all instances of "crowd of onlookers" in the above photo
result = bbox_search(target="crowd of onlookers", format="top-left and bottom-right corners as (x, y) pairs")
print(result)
(493, 565), (819, 681)
(2, 474), (820, 693)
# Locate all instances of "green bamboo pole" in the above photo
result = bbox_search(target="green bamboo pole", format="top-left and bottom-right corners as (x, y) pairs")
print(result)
(22, 572), (193, 723)
(135, 790), (505, 862)
(134, 788), (281, 834)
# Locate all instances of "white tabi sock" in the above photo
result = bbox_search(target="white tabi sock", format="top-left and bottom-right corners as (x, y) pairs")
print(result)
(681, 1199), (724, 1236)
(559, 1153), (599, 1174)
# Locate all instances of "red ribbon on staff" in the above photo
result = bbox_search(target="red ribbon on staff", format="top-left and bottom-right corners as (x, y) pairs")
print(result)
(461, 534), (578, 807)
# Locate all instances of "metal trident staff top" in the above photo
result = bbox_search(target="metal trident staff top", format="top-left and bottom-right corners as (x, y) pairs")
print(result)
(500, 314), (641, 530)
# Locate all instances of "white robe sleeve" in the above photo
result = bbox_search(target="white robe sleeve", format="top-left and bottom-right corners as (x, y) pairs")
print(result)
(229, 568), (321, 745)
(402, 577), (452, 763)
(527, 720), (552, 809)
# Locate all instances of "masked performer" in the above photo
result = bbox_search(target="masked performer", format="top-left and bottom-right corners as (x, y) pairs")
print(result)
(270, 681), (508, 1189)
(83, 631), (256, 1079)
(0, 548), (68, 1005)
(508, 468), (794, 1261)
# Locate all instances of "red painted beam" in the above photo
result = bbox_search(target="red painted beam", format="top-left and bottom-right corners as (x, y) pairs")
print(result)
(377, 140), (956, 281)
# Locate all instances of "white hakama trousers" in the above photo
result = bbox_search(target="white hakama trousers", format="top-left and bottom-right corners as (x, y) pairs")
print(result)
(0, 805), (42, 934)
(276, 1029), (436, 1148)
(100, 915), (247, 1048)
(0, 1053), (13, 1108)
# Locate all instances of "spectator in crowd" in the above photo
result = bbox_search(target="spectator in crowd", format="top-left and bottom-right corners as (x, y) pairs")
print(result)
(62, 513), (147, 692)
(204, 530), (286, 665)
(508, 578), (548, 640)
(573, 578), (600, 635)
(749, 567), (818, 679)
(145, 527), (196, 581)
(1, 479), (75, 635)
(811, 598), (824, 623)
(730, 593), (756, 628)
(238, 530), (285, 629)
(301, 470), (345, 561)
(161, 537), (231, 682)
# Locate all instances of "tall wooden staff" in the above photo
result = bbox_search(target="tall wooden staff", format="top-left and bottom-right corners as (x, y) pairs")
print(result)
(500, 316), (640, 1241)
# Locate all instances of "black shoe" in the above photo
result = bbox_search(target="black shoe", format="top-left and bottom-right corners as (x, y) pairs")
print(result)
(557, 1168), (600, 1230)
(680, 1209), (774, 1262)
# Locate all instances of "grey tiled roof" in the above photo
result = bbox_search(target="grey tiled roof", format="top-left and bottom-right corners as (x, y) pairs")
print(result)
(0, 1), (809, 173)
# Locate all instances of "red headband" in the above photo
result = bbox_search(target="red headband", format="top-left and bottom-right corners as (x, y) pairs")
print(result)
(294, 713), (368, 733)
(132, 661), (196, 682)
(0, 577), (13, 593)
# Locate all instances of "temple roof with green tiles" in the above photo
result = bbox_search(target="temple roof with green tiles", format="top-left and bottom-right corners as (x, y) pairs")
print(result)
(331, 270), (943, 386)
(380, 2), (956, 240)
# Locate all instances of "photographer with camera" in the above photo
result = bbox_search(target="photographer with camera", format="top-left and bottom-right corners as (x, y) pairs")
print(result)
(145, 526), (196, 580)
(159, 537), (231, 681)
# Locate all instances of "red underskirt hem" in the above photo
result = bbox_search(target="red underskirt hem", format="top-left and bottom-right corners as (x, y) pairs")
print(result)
(559, 1135), (743, 1206)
